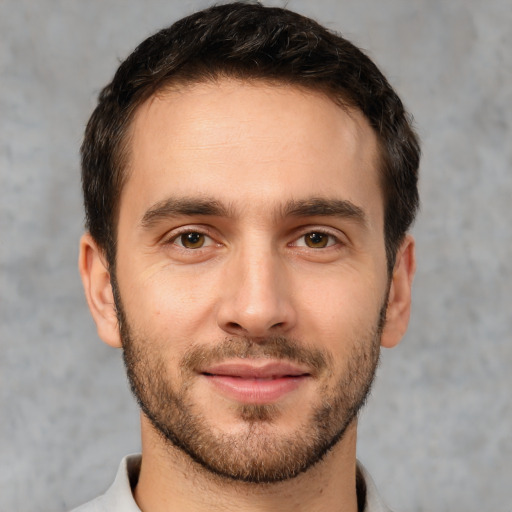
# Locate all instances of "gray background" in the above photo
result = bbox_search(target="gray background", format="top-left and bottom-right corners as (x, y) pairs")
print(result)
(1, 0), (511, 511)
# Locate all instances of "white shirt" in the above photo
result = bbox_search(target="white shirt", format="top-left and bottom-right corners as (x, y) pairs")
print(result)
(71, 454), (392, 512)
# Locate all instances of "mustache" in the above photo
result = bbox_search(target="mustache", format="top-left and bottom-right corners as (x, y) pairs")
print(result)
(181, 336), (332, 376)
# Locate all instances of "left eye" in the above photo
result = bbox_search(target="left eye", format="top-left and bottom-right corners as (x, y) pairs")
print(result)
(174, 232), (213, 249)
(295, 232), (337, 249)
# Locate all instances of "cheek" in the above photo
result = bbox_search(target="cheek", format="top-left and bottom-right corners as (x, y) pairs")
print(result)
(295, 270), (385, 342)
(121, 267), (220, 340)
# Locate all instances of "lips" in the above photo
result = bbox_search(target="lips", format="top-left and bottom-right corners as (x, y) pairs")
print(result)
(199, 360), (311, 404)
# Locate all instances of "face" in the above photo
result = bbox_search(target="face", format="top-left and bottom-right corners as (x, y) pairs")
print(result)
(110, 80), (392, 482)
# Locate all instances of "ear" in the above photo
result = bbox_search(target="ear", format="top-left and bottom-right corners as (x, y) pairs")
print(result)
(78, 233), (122, 348)
(380, 234), (416, 349)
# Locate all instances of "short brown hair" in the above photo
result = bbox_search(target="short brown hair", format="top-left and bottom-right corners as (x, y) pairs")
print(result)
(81, 1), (420, 273)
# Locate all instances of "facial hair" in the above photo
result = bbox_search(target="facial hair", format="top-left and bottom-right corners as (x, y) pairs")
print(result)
(113, 278), (385, 484)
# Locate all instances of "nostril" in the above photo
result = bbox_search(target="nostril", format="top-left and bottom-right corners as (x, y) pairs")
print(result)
(226, 321), (244, 331)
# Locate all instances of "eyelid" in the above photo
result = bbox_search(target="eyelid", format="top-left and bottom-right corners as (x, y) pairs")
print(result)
(163, 225), (219, 247)
(160, 224), (346, 249)
(289, 226), (345, 248)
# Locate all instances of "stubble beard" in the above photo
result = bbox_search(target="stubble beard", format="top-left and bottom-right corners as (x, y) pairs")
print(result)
(113, 280), (385, 484)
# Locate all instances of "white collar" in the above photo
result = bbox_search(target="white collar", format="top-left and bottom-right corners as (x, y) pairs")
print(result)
(72, 454), (392, 512)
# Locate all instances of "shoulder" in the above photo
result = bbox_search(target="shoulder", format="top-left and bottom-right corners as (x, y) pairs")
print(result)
(70, 495), (105, 512)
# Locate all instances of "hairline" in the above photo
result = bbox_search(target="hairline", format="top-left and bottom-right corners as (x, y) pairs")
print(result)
(106, 74), (392, 267)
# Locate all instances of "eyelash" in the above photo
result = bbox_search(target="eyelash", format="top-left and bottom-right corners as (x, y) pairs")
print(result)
(289, 229), (341, 249)
(164, 227), (342, 251)
(165, 227), (217, 249)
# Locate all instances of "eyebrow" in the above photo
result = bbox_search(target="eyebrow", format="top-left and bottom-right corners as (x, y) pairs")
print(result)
(140, 197), (233, 229)
(140, 196), (367, 229)
(282, 198), (367, 226)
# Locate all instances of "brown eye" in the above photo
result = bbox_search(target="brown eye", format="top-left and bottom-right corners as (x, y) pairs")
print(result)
(179, 232), (206, 249)
(304, 232), (330, 248)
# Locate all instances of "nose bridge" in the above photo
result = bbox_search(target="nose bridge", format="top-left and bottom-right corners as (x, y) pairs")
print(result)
(217, 235), (295, 336)
(241, 244), (278, 310)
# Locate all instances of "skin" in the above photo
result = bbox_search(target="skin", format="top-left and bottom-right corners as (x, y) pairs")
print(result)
(80, 79), (415, 512)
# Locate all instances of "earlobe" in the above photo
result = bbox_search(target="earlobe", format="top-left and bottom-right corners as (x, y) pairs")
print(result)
(380, 235), (416, 349)
(78, 233), (122, 348)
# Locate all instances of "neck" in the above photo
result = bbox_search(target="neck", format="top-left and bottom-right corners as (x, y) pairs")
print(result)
(134, 414), (360, 512)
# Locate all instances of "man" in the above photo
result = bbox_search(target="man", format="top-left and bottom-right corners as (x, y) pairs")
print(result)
(76, 2), (420, 511)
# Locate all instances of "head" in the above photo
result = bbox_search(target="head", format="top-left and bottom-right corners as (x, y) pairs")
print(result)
(79, 2), (419, 484)
(81, 1), (419, 276)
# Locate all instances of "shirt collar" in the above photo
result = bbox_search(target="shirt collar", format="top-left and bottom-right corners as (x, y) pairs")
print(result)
(92, 454), (391, 512)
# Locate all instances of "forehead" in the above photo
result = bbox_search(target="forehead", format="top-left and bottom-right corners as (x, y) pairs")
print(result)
(122, 79), (382, 226)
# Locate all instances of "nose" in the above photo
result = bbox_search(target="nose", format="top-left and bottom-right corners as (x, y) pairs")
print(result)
(216, 246), (297, 338)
